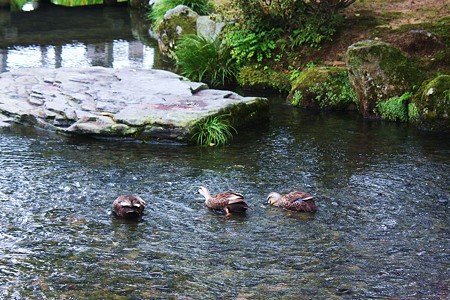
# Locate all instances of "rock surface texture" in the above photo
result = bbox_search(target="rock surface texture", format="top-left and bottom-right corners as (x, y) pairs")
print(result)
(0, 67), (269, 142)
(156, 5), (199, 59)
(410, 75), (450, 132)
(347, 40), (425, 118)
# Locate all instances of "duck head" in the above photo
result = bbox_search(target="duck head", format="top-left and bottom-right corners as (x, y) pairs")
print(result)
(267, 192), (282, 206)
(197, 186), (211, 200)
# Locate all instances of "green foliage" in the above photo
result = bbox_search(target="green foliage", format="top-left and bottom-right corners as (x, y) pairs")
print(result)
(175, 34), (238, 86)
(307, 70), (357, 109)
(224, 27), (282, 68)
(291, 90), (303, 106)
(408, 102), (419, 122)
(228, 0), (346, 50)
(192, 115), (237, 147)
(289, 14), (342, 49)
(219, 0), (348, 78)
(376, 92), (413, 122)
(148, 0), (213, 26)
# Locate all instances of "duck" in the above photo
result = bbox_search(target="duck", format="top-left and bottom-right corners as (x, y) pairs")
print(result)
(267, 191), (317, 212)
(112, 195), (145, 219)
(197, 186), (249, 217)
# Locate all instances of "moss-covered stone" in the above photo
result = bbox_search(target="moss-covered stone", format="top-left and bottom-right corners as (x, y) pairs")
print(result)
(237, 66), (291, 93)
(347, 40), (425, 118)
(287, 67), (357, 110)
(410, 75), (450, 132)
(157, 5), (199, 59)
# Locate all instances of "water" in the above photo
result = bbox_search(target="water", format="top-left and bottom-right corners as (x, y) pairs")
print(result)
(1, 5), (450, 300)
(0, 4), (170, 73)
(1, 103), (449, 299)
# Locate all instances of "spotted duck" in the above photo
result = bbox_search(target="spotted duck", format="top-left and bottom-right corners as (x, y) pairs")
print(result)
(198, 186), (249, 217)
(267, 191), (317, 212)
(112, 195), (145, 219)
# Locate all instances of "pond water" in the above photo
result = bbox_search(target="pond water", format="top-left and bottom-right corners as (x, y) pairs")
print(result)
(1, 4), (450, 300)
(0, 4), (170, 72)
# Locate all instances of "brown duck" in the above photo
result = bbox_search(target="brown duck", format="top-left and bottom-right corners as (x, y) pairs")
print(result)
(198, 186), (249, 217)
(267, 191), (317, 212)
(112, 195), (146, 219)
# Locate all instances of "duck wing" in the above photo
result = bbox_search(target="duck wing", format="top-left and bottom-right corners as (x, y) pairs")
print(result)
(283, 191), (315, 203)
(207, 191), (246, 209)
(281, 192), (317, 212)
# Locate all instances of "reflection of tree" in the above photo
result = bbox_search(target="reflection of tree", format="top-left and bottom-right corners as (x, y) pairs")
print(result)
(0, 5), (164, 72)
(0, 49), (7, 72)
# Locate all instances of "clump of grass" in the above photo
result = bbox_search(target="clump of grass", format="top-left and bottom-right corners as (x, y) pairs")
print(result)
(192, 115), (237, 146)
(175, 34), (238, 86)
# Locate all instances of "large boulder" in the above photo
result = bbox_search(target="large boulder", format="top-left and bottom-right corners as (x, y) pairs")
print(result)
(0, 67), (269, 143)
(346, 40), (425, 118)
(409, 75), (450, 132)
(156, 5), (199, 59)
(196, 16), (225, 40)
(287, 67), (357, 110)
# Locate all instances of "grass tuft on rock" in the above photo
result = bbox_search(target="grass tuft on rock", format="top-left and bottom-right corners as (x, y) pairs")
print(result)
(192, 114), (237, 146)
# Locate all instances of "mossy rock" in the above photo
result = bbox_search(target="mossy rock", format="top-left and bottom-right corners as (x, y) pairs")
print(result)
(237, 66), (291, 93)
(157, 5), (199, 59)
(287, 67), (357, 110)
(410, 75), (450, 132)
(347, 40), (425, 118)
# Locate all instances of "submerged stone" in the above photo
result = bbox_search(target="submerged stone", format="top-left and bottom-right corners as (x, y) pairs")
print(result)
(0, 67), (269, 142)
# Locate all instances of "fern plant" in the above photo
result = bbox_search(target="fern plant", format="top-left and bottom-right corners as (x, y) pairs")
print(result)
(192, 115), (237, 146)
(376, 92), (413, 122)
(224, 28), (281, 67)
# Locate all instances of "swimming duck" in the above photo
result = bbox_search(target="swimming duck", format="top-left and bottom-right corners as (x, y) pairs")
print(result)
(198, 186), (249, 217)
(112, 195), (145, 219)
(267, 191), (317, 212)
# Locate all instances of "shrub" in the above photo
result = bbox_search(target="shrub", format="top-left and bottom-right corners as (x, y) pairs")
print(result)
(175, 34), (238, 86)
(228, 0), (348, 47)
(192, 115), (237, 146)
(223, 27), (282, 68)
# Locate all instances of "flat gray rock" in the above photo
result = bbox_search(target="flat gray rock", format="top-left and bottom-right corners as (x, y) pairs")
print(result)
(0, 67), (269, 142)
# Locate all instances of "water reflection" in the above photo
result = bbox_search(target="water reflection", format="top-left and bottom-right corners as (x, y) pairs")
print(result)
(3, 41), (155, 71)
(0, 5), (161, 72)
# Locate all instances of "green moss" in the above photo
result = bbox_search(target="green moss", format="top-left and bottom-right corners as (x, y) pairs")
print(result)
(379, 11), (403, 20)
(238, 66), (291, 93)
(411, 74), (450, 131)
(399, 16), (450, 41)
